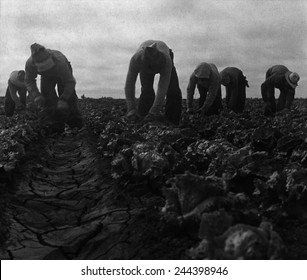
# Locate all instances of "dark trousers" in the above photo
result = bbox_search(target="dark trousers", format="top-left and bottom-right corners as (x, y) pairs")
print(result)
(225, 76), (246, 113)
(138, 50), (182, 124)
(4, 83), (27, 117)
(197, 84), (222, 115)
(40, 76), (82, 130)
(262, 87), (294, 114)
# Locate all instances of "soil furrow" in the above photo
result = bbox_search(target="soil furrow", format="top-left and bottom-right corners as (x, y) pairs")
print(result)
(0, 128), (132, 259)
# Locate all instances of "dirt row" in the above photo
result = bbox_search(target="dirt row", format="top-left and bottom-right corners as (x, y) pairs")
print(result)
(2, 97), (307, 259)
(0, 123), (195, 259)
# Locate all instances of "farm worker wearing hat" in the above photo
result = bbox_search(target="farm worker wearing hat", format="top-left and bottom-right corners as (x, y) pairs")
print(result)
(261, 65), (300, 115)
(4, 70), (28, 117)
(25, 43), (83, 132)
(124, 40), (182, 124)
(220, 67), (249, 113)
(186, 62), (222, 116)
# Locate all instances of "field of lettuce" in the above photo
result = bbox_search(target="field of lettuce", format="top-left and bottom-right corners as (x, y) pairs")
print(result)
(1, 96), (307, 259)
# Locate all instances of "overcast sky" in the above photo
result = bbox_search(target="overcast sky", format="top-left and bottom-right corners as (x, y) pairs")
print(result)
(0, 0), (306, 99)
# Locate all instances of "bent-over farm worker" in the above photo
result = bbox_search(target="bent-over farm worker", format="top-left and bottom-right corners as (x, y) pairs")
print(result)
(220, 67), (249, 113)
(261, 65), (300, 116)
(124, 40), (182, 124)
(25, 43), (83, 132)
(187, 62), (222, 116)
(4, 70), (28, 117)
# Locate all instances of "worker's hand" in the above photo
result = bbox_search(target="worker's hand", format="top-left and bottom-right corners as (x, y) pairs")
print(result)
(144, 112), (164, 123)
(56, 99), (69, 111)
(186, 108), (195, 114)
(15, 100), (25, 111)
(126, 109), (140, 122)
(264, 102), (274, 116)
(127, 109), (136, 118)
(281, 108), (290, 115)
(34, 95), (45, 110)
(193, 107), (203, 115)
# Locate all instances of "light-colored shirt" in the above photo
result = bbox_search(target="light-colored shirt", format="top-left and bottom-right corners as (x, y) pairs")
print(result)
(25, 49), (76, 101)
(124, 40), (172, 115)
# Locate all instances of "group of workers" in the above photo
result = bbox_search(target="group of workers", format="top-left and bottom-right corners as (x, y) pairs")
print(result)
(4, 40), (300, 130)
(5, 43), (83, 132)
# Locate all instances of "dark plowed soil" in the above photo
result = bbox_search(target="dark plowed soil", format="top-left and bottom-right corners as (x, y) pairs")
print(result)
(1, 97), (307, 260)
(0, 127), (194, 260)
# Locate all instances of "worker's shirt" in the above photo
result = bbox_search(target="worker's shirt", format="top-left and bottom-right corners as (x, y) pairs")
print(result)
(187, 63), (221, 112)
(262, 65), (291, 91)
(262, 75), (289, 91)
(25, 50), (76, 101)
(9, 71), (26, 88)
(124, 40), (172, 115)
(8, 71), (27, 103)
(220, 67), (244, 87)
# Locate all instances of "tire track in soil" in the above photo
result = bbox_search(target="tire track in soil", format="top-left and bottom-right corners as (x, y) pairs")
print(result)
(0, 129), (149, 260)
